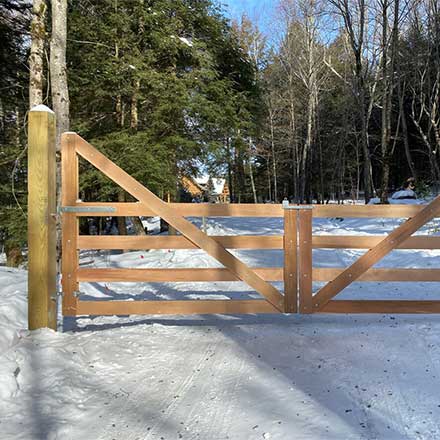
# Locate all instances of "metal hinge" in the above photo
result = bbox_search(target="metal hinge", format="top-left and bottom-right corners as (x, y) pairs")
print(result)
(60, 206), (116, 213)
(282, 200), (313, 210)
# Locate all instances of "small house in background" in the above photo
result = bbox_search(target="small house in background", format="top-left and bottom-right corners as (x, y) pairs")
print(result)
(180, 175), (230, 203)
(181, 176), (204, 200)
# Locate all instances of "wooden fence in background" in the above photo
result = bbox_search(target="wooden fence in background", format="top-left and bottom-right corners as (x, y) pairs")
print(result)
(59, 131), (440, 317)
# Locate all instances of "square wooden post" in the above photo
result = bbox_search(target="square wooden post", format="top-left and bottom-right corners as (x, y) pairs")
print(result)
(298, 208), (313, 313)
(283, 201), (298, 313)
(61, 133), (79, 316)
(28, 105), (57, 330)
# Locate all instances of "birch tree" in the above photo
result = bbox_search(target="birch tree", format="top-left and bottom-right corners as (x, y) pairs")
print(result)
(50, 0), (69, 148)
(278, 0), (326, 202)
(327, 0), (374, 202)
(29, 0), (47, 108)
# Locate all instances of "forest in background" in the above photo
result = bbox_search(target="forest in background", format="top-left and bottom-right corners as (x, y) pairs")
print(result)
(1, 0), (440, 265)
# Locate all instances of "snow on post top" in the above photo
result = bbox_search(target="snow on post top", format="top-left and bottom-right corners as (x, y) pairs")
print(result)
(30, 104), (55, 113)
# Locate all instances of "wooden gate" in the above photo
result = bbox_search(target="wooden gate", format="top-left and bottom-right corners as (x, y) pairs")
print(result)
(61, 133), (289, 316)
(292, 202), (440, 314)
(61, 132), (440, 317)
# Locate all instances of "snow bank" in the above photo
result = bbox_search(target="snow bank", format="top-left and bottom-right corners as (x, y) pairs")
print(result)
(0, 268), (28, 401)
(0, 267), (28, 355)
(368, 196), (424, 205)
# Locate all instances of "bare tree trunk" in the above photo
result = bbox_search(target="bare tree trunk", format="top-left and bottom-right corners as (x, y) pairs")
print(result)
(268, 109), (278, 201)
(266, 156), (272, 201)
(49, 0), (70, 274)
(248, 159), (258, 203)
(398, 79), (416, 179)
(379, 0), (390, 203)
(130, 79), (139, 129)
(50, 0), (69, 149)
(226, 137), (234, 202)
(131, 216), (146, 235)
(117, 189), (127, 238)
(248, 139), (258, 203)
(328, 0), (373, 202)
(29, 0), (47, 108)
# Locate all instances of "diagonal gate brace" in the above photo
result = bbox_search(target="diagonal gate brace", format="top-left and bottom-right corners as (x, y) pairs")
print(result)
(70, 134), (284, 311)
(313, 196), (440, 310)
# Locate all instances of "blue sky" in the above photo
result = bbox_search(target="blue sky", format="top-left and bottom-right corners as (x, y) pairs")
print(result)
(219, 0), (275, 31)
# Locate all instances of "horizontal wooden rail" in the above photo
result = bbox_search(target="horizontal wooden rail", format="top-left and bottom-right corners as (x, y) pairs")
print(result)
(78, 235), (283, 250)
(78, 267), (284, 282)
(312, 204), (426, 218)
(313, 235), (440, 249)
(73, 202), (435, 218)
(78, 234), (440, 250)
(75, 299), (440, 315)
(75, 202), (284, 217)
(319, 300), (440, 314)
(75, 299), (279, 316)
(77, 267), (440, 283)
(313, 268), (440, 282)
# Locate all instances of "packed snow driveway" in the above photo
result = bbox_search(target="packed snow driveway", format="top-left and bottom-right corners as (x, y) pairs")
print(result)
(1, 214), (440, 439)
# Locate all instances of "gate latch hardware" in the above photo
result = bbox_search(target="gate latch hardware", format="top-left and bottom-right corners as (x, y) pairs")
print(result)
(60, 206), (116, 213)
(282, 200), (313, 210)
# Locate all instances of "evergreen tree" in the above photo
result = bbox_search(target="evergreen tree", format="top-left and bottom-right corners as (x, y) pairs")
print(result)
(0, 0), (30, 265)
(67, 0), (261, 204)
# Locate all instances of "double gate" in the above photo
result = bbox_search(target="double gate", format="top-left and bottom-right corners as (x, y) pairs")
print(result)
(61, 132), (440, 317)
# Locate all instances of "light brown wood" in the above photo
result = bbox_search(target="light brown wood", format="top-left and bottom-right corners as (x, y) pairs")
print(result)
(313, 268), (440, 282)
(75, 299), (279, 316)
(75, 202), (284, 217)
(313, 235), (440, 249)
(298, 210), (313, 313)
(283, 210), (298, 313)
(78, 234), (440, 251)
(313, 195), (440, 310)
(77, 235), (284, 250)
(61, 132), (79, 315)
(77, 267), (283, 282)
(28, 107), (57, 330)
(72, 201), (436, 218)
(75, 136), (284, 310)
(319, 300), (440, 314)
(312, 204), (427, 218)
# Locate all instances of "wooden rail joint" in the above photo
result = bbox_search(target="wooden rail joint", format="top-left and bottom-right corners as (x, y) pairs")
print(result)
(283, 203), (313, 314)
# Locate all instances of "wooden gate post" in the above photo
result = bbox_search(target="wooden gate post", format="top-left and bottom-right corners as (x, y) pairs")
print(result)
(283, 203), (313, 314)
(298, 208), (313, 313)
(283, 201), (298, 313)
(28, 105), (57, 330)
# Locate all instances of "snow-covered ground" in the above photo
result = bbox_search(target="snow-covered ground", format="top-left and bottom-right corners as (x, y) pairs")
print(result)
(1, 214), (440, 439)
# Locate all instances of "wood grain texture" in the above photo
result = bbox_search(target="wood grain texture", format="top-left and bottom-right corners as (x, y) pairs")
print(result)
(283, 210), (298, 313)
(312, 204), (427, 218)
(77, 267), (284, 282)
(76, 300), (279, 315)
(312, 235), (440, 249)
(74, 201), (284, 217)
(313, 195), (440, 310)
(77, 235), (283, 250)
(61, 133), (79, 315)
(28, 109), (57, 330)
(298, 210), (313, 313)
(313, 268), (440, 282)
(72, 201), (434, 218)
(319, 300), (440, 314)
(75, 136), (284, 310)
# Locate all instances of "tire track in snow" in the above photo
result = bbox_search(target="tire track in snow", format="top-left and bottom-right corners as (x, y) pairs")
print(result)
(141, 338), (218, 439)
(177, 337), (246, 440)
(100, 330), (217, 440)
